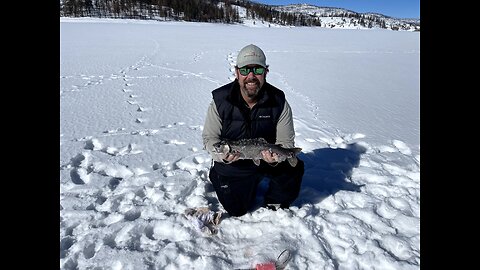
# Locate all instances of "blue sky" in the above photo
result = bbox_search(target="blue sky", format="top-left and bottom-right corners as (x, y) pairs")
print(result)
(253, 0), (420, 19)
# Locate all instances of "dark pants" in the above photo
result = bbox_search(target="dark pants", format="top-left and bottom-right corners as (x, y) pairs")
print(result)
(209, 159), (304, 217)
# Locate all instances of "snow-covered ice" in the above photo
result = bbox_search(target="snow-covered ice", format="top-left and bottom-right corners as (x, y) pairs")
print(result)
(60, 17), (419, 270)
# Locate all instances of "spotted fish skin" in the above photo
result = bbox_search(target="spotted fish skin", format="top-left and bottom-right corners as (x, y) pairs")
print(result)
(212, 138), (302, 167)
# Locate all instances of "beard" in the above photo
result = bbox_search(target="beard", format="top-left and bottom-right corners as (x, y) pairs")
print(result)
(240, 78), (261, 98)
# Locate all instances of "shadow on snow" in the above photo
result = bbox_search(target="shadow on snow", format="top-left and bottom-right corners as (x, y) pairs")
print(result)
(256, 143), (367, 209)
(294, 143), (367, 207)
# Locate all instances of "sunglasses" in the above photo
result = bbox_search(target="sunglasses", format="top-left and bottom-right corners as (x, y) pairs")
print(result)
(238, 66), (266, 76)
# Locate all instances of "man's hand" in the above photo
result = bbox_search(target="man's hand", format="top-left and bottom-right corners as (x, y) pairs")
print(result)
(220, 152), (240, 164)
(261, 150), (279, 163)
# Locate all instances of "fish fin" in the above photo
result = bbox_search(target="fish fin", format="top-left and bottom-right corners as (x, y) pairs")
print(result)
(287, 157), (298, 167)
(253, 159), (261, 166)
(257, 138), (268, 143)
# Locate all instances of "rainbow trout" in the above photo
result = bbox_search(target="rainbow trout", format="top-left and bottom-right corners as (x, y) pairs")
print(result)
(212, 138), (302, 167)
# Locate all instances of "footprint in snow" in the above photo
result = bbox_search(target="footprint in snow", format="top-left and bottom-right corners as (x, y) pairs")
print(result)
(103, 127), (126, 134)
(392, 140), (412, 155)
(84, 138), (143, 156)
(131, 129), (159, 136)
(164, 139), (186, 145)
(104, 143), (143, 156)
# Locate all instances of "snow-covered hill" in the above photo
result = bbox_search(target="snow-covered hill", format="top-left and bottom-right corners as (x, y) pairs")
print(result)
(269, 4), (420, 31)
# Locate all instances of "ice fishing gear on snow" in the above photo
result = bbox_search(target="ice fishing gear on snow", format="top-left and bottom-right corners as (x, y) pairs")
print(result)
(235, 249), (292, 270)
(184, 207), (223, 235)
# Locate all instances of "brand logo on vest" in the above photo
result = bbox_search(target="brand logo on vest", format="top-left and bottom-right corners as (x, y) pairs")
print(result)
(258, 115), (271, 118)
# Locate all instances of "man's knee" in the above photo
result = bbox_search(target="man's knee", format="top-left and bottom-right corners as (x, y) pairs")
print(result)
(263, 158), (305, 206)
(208, 167), (260, 217)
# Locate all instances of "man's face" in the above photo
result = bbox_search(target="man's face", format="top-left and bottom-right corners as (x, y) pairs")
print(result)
(235, 65), (268, 99)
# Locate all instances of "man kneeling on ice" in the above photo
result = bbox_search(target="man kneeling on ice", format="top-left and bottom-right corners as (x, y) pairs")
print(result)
(202, 44), (305, 217)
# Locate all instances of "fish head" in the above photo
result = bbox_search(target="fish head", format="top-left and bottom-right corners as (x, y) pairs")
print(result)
(212, 141), (230, 155)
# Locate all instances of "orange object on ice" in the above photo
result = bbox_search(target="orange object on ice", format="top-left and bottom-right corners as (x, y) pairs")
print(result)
(255, 262), (276, 270)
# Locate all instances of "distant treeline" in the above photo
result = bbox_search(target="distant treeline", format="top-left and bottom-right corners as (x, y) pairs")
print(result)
(61, 0), (238, 23)
(59, 0), (418, 30)
(60, 0), (337, 26)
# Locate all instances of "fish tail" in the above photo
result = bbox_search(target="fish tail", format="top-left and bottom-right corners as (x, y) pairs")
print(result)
(287, 157), (298, 167)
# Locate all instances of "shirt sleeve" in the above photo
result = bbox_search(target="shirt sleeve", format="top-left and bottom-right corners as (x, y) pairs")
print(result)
(275, 100), (296, 148)
(202, 99), (224, 162)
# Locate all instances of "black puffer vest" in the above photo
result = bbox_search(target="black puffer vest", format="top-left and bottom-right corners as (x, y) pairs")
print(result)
(211, 80), (286, 175)
(212, 79), (286, 144)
